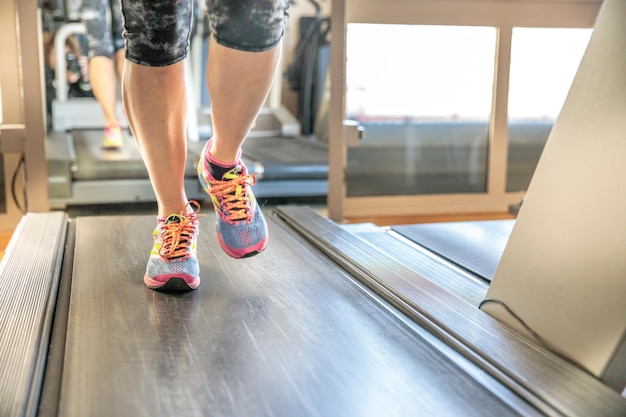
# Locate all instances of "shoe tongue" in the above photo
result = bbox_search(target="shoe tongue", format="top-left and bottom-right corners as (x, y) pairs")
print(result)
(165, 214), (182, 224)
(222, 165), (243, 180)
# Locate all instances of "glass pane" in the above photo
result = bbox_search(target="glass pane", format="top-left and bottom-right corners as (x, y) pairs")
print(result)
(345, 24), (496, 197)
(507, 28), (592, 192)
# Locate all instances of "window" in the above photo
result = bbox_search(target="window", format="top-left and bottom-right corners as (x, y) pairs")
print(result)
(507, 28), (592, 191)
(345, 24), (496, 196)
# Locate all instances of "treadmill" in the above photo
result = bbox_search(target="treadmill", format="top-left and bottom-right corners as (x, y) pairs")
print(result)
(1, 206), (625, 417)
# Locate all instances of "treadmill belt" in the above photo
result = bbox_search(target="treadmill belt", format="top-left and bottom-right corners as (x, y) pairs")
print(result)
(71, 129), (147, 180)
(57, 212), (531, 417)
(392, 220), (515, 281)
(241, 137), (328, 180)
(71, 130), (197, 180)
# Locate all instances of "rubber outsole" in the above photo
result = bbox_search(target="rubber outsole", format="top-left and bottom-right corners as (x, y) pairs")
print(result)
(146, 278), (199, 292)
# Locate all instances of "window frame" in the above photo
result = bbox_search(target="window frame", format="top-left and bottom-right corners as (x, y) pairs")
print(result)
(327, 0), (601, 221)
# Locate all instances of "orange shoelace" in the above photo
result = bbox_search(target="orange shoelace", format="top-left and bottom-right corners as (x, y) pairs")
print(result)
(210, 173), (257, 222)
(158, 201), (203, 259)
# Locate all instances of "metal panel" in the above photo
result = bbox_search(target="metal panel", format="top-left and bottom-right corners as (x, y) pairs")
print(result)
(59, 211), (535, 417)
(485, 0), (626, 390)
(0, 212), (67, 417)
(344, 229), (489, 306)
(38, 219), (76, 417)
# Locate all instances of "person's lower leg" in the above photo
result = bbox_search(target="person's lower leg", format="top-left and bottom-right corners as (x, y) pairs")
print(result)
(206, 36), (282, 165)
(122, 60), (189, 217)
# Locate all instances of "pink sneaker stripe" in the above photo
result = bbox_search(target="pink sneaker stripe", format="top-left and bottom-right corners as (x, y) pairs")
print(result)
(144, 273), (200, 290)
(216, 233), (268, 258)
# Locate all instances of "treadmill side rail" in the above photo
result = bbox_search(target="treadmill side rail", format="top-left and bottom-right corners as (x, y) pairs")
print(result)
(0, 212), (67, 417)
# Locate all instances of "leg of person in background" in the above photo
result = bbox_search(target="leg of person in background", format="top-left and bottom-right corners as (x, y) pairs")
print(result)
(89, 54), (124, 148)
(115, 49), (124, 85)
(109, 0), (126, 140)
(80, 0), (125, 150)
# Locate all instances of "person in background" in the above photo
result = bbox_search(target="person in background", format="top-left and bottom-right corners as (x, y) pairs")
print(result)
(42, 31), (92, 129)
(79, 0), (125, 149)
(121, 0), (289, 291)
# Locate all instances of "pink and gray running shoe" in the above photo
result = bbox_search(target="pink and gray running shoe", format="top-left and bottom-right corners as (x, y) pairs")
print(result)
(197, 141), (268, 258)
(144, 201), (202, 291)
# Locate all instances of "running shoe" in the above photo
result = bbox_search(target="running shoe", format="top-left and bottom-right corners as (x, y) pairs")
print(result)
(197, 141), (268, 258)
(144, 201), (203, 291)
(103, 124), (124, 150)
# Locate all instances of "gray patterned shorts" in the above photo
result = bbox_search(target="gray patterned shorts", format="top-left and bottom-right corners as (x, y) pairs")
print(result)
(121, 0), (290, 67)
(79, 0), (125, 59)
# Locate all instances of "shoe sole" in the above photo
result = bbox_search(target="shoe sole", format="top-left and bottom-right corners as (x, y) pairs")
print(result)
(216, 232), (267, 258)
(144, 276), (200, 291)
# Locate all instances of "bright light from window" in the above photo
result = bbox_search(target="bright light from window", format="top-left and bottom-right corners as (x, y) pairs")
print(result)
(508, 28), (592, 120)
(346, 24), (496, 120)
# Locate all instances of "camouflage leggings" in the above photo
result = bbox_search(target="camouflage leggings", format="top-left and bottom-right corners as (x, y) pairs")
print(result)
(79, 0), (125, 59)
(121, 0), (290, 67)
